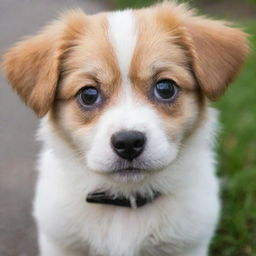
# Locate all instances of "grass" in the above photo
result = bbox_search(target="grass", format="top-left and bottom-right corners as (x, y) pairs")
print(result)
(112, 0), (156, 9)
(113, 1), (256, 255)
(112, 0), (256, 10)
(211, 21), (256, 256)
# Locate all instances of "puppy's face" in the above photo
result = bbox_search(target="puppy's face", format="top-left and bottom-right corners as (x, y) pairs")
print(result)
(3, 3), (249, 184)
(53, 9), (204, 183)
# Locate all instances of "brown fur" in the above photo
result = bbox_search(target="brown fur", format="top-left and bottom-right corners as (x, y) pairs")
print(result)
(2, 10), (89, 117)
(2, 1), (249, 122)
(183, 18), (249, 100)
(131, 6), (199, 123)
(151, 2), (249, 100)
(57, 13), (121, 101)
(53, 13), (121, 133)
(2, 25), (60, 117)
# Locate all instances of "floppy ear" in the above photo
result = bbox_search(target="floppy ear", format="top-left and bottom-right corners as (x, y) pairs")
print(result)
(184, 18), (249, 100)
(2, 23), (63, 117)
(2, 10), (87, 117)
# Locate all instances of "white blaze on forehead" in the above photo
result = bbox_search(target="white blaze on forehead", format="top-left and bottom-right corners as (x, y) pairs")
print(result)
(87, 12), (179, 179)
(107, 10), (137, 79)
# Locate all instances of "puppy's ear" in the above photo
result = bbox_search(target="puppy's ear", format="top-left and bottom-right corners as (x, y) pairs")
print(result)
(2, 23), (63, 117)
(184, 18), (249, 100)
(2, 10), (87, 117)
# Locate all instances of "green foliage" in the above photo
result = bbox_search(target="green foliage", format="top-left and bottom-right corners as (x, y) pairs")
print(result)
(113, 0), (256, 9)
(112, 0), (157, 9)
(210, 22), (256, 256)
(246, 0), (256, 5)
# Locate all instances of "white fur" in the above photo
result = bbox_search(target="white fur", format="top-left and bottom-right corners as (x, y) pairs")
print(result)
(34, 108), (219, 256)
(107, 10), (137, 79)
(33, 9), (220, 256)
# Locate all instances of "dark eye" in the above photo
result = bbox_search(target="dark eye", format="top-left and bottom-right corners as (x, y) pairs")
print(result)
(153, 79), (178, 102)
(77, 86), (101, 107)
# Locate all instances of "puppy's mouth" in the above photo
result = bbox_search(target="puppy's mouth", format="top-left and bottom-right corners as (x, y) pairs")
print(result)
(113, 167), (144, 176)
(109, 165), (153, 183)
(93, 160), (160, 183)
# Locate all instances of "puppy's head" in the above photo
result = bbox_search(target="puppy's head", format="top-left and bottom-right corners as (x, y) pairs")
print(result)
(3, 2), (249, 184)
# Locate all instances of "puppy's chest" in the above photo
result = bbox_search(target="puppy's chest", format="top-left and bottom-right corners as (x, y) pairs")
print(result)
(43, 194), (181, 256)
(85, 226), (180, 256)
(87, 241), (178, 256)
(72, 205), (183, 256)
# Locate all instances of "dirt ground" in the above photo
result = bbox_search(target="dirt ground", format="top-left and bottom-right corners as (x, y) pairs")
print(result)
(0, 1), (109, 255)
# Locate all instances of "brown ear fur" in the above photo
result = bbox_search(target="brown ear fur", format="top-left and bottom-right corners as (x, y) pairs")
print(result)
(2, 10), (87, 117)
(184, 18), (249, 100)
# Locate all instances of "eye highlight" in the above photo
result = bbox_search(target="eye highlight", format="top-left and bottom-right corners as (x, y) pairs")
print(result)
(77, 86), (101, 109)
(153, 79), (179, 102)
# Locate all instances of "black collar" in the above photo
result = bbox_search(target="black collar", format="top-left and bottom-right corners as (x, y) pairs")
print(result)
(86, 190), (160, 209)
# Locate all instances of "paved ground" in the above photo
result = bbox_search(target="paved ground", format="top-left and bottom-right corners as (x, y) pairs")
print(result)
(0, 1), (109, 255)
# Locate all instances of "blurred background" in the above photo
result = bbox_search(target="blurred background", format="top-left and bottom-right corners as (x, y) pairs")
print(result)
(0, 0), (255, 256)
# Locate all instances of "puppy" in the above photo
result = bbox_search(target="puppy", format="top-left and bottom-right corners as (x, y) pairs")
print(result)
(2, 1), (249, 256)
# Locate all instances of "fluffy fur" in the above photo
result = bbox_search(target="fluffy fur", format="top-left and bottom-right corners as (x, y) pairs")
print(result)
(2, 1), (249, 256)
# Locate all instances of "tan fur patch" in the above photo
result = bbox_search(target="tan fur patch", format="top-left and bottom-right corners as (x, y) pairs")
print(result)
(2, 24), (61, 117)
(48, 13), (123, 149)
(57, 13), (121, 100)
(53, 13), (121, 129)
(130, 5), (200, 126)
(2, 10), (89, 117)
(183, 17), (249, 100)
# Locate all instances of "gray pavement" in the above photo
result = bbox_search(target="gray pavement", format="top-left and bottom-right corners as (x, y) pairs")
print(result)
(0, 1), (109, 255)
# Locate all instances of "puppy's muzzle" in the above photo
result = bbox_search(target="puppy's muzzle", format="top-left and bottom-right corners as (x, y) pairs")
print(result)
(111, 130), (146, 161)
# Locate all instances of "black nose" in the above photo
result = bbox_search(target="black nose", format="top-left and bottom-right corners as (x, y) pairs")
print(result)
(111, 130), (146, 161)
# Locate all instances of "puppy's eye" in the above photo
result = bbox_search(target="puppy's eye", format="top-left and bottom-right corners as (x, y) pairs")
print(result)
(153, 79), (178, 102)
(77, 87), (101, 107)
